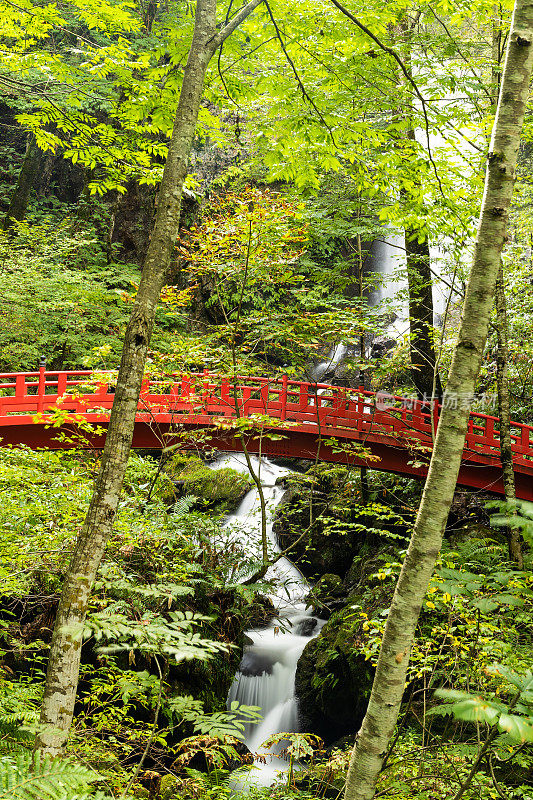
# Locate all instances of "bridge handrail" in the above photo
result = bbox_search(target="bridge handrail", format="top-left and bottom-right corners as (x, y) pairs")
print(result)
(0, 370), (532, 467)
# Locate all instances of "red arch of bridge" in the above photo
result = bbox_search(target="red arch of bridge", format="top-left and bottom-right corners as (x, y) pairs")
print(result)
(1, 370), (532, 500)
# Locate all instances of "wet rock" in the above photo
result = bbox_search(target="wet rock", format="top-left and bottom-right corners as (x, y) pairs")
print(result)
(239, 651), (273, 676)
(370, 337), (396, 359)
(294, 617), (318, 637)
(295, 606), (374, 744)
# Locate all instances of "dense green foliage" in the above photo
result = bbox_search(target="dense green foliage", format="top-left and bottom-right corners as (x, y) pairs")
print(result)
(0, 0), (532, 797)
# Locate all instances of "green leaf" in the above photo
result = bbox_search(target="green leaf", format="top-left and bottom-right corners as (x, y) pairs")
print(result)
(472, 598), (499, 612)
(0, 752), (103, 800)
(498, 714), (533, 743)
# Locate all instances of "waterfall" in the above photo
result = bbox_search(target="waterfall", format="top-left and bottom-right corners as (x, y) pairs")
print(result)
(310, 342), (348, 383)
(209, 454), (324, 788)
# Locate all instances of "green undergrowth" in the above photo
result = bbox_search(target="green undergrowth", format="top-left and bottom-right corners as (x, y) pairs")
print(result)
(1, 448), (532, 800)
(0, 446), (271, 796)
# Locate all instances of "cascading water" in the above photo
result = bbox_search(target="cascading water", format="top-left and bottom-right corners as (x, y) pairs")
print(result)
(209, 453), (324, 788)
(310, 342), (348, 383)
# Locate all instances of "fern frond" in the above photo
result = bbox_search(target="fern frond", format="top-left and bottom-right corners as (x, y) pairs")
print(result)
(172, 495), (196, 516)
(0, 752), (103, 800)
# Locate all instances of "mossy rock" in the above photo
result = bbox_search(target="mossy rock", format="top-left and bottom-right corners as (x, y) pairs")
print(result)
(158, 454), (252, 512)
(296, 574), (396, 743)
(295, 601), (374, 744)
(273, 465), (414, 581)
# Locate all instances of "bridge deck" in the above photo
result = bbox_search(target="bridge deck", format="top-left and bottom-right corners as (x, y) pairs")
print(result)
(1, 370), (532, 500)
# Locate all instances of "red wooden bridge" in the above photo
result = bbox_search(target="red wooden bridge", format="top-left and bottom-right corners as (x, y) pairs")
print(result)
(0, 369), (532, 500)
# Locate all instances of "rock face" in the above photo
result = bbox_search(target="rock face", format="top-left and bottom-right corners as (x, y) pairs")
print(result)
(273, 465), (416, 580)
(295, 602), (374, 745)
(273, 465), (368, 580)
(295, 553), (398, 745)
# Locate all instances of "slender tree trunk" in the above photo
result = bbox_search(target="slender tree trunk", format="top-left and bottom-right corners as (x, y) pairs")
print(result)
(34, 0), (264, 758)
(356, 231), (370, 499)
(343, 4), (533, 799)
(490, 6), (523, 567)
(399, 22), (441, 401)
(3, 136), (48, 230)
(494, 264), (523, 566)
(405, 231), (442, 399)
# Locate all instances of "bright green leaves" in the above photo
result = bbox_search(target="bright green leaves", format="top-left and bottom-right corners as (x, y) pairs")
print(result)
(168, 697), (261, 740)
(85, 609), (229, 663)
(490, 498), (533, 547)
(0, 752), (104, 800)
(65, 0), (140, 33)
(0, 220), (133, 371)
(434, 666), (533, 744)
(0, 0), (190, 191)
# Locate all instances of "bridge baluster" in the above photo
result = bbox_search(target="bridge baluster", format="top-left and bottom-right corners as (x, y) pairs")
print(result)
(280, 374), (288, 420)
(181, 375), (191, 400)
(260, 383), (269, 411)
(357, 391), (366, 431)
(242, 387), (252, 416)
(57, 373), (67, 398)
(520, 426), (531, 455)
(484, 417), (496, 449)
(220, 379), (231, 414)
(333, 388), (346, 422)
(16, 374), (26, 398)
(37, 363), (46, 412)
(299, 384), (308, 412)
(169, 381), (180, 409)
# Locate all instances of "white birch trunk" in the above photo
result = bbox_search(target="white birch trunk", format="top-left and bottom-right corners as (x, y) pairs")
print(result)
(343, 2), (533, 798)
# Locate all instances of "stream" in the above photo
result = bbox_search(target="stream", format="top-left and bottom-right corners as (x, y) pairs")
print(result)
(209, 225), (455, 787)
(210, 453), (325, 788)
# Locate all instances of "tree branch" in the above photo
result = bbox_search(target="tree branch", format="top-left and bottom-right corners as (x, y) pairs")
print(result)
(263, 0), (337, 146)
(329, 0), (445, 196)
(211, 0), (265, 50)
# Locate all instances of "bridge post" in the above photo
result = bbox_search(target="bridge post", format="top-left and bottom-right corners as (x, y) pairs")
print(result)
(280, 374), (288, 420)
(37, 356), (46, 412)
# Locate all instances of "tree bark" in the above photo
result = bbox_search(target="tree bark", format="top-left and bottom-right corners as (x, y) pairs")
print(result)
(494, 264), (523, 566)
(405, 231), (442, 399)
(343, 3), (533, 798)
(3, 136), (49, 230)
(34, 0), (264, 758)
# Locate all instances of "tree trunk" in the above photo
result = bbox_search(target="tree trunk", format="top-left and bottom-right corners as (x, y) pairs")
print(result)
(399, 23), (441, 401)
(34, 0), (264, 758)
(494, 264), (523, 566)
(3, 136), (48, 230)
(405, 231), (442, 399)
(343, 3), (533, 799)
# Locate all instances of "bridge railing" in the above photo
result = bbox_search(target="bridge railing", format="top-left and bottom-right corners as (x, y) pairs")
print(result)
(1, 370), (533, 467)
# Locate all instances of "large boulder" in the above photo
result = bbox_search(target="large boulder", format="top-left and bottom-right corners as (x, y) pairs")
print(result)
(158, 454), (252, 512)
(295, 565), (398, 745)
(295, 601), (374, 744)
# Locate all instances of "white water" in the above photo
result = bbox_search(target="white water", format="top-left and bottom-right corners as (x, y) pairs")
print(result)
(210, 453), (324, 788)
(311, 342), (348, 383)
